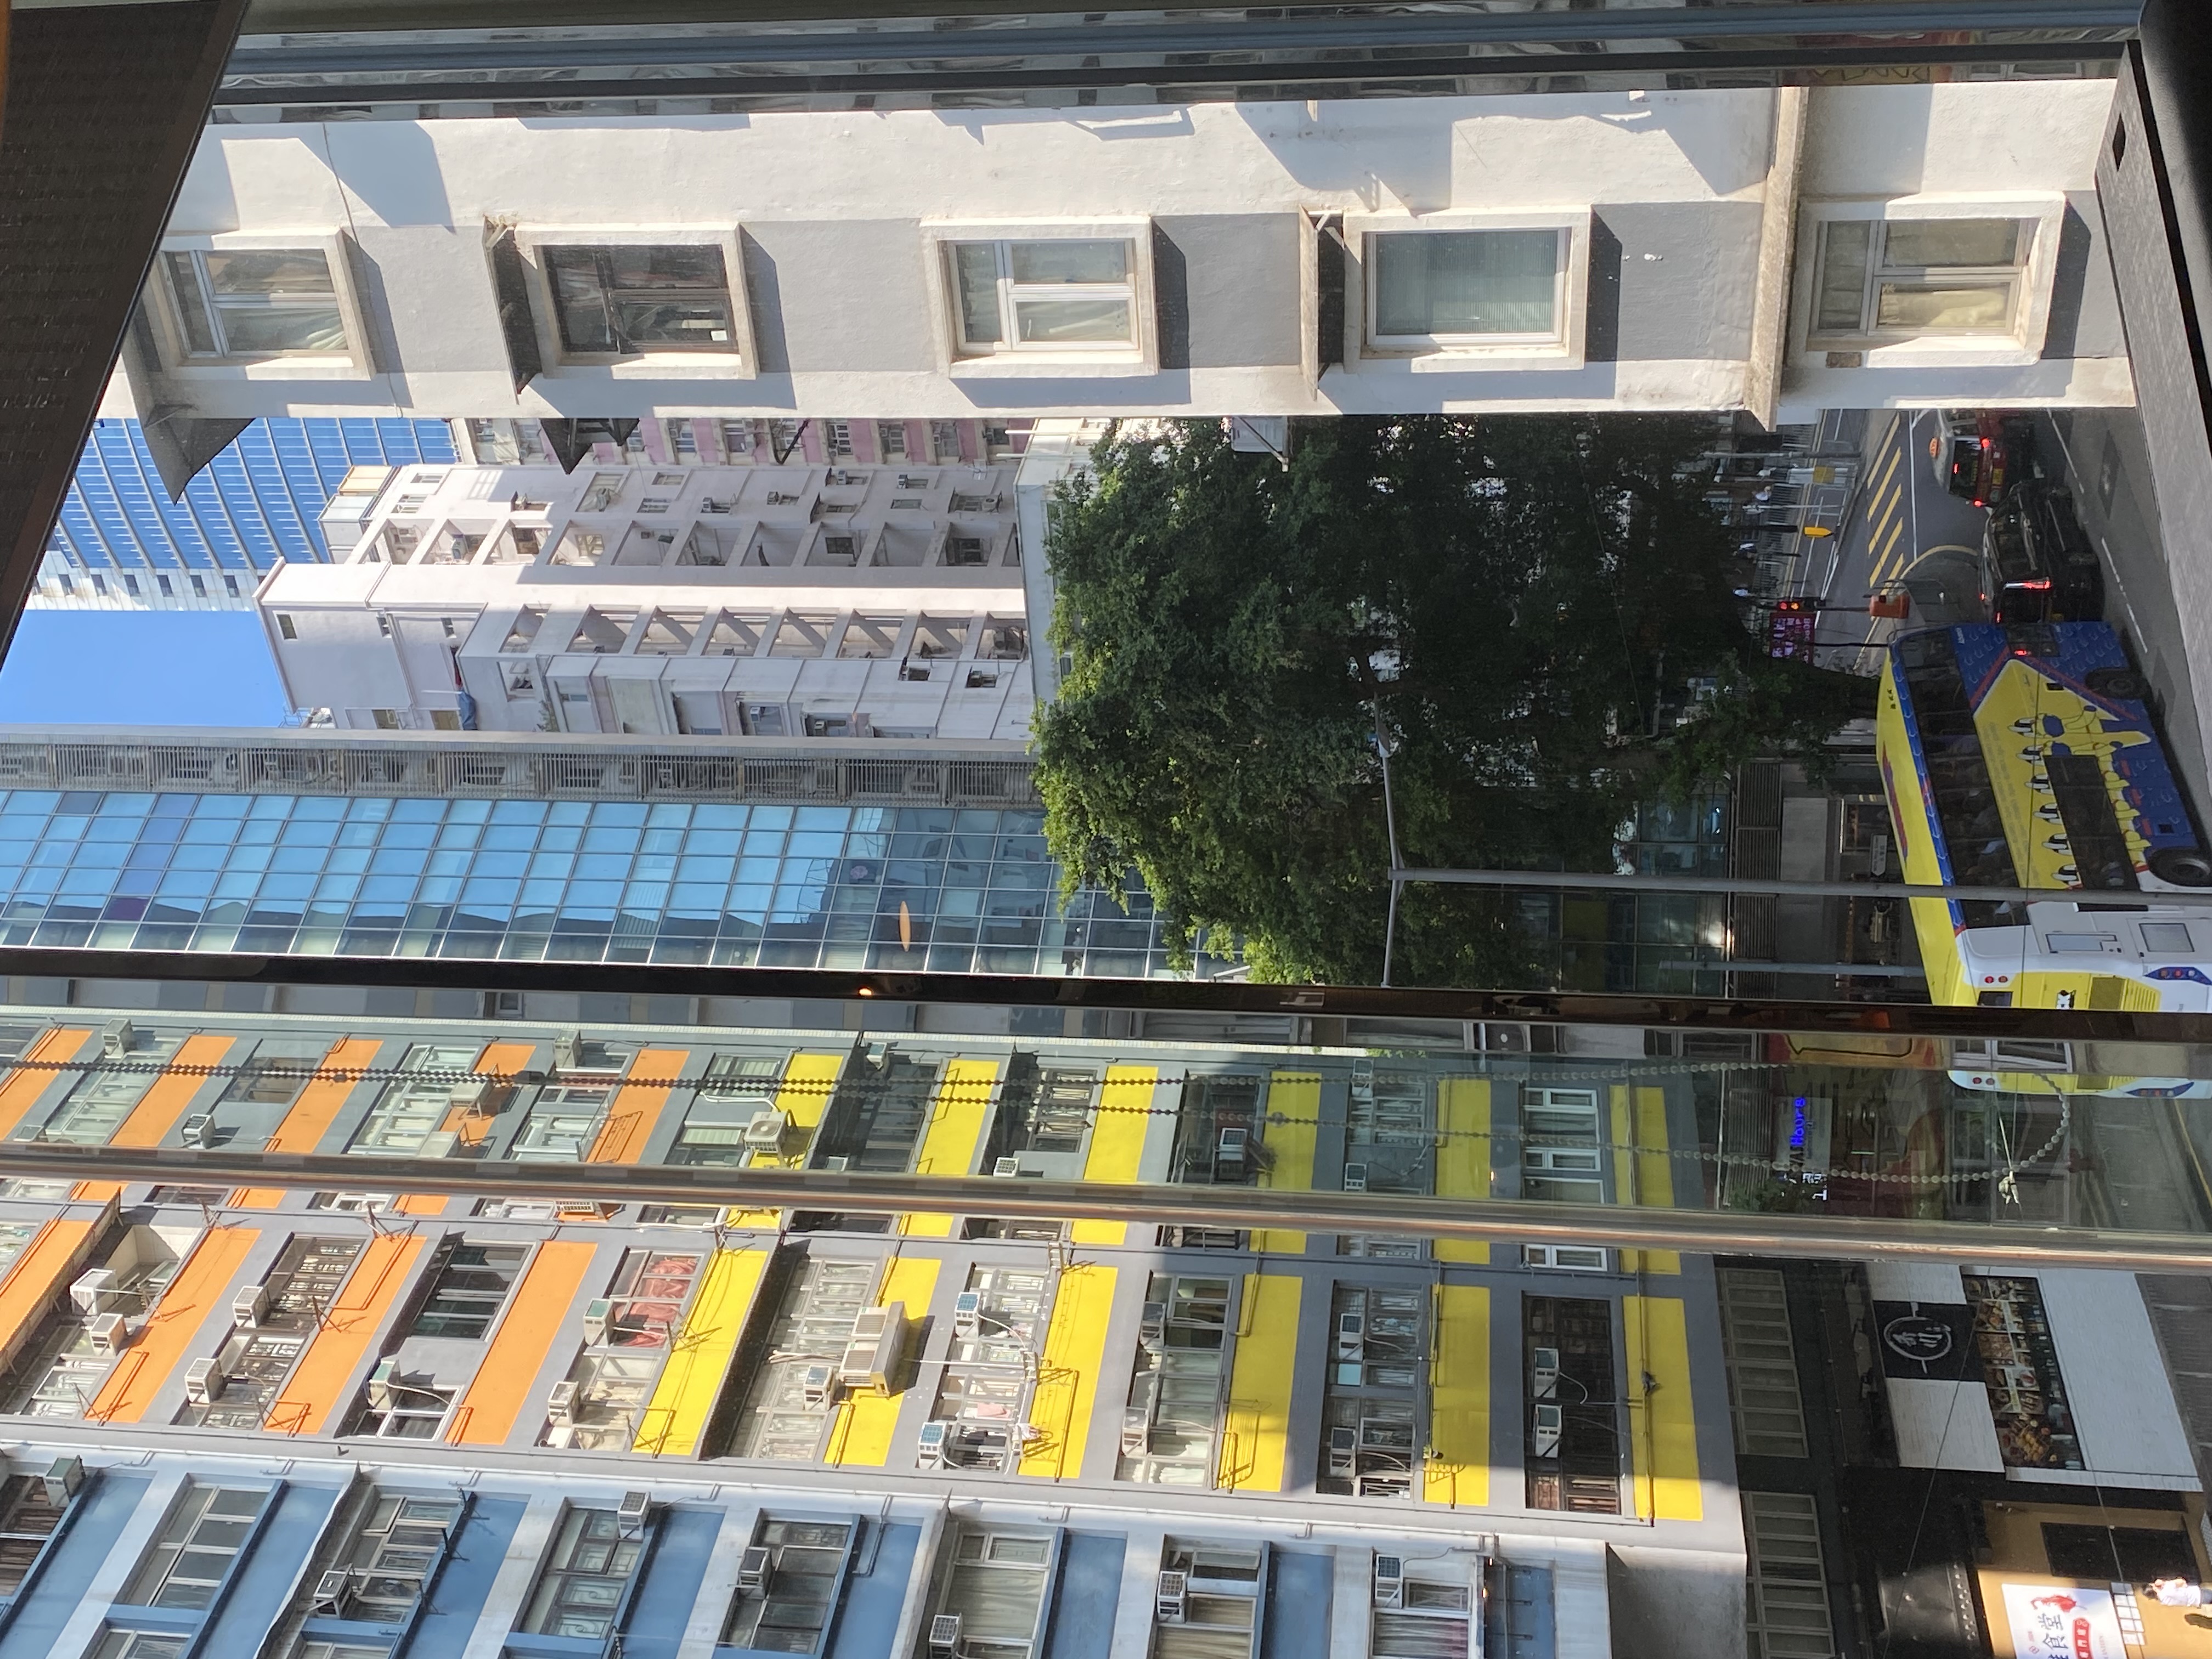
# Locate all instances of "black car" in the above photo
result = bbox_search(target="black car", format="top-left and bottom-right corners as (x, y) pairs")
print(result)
(1984, 480), (2103, 623)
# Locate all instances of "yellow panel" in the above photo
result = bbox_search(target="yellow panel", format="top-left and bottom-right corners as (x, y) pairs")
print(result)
(87, 1226), (259, 1424)
(1632, 1087), (1679, 1275)
(1070, 1065), (1156, 1246)
(1432, 1077), (1491, 1265)
(827, 1255), (941, 1466)
(726, 1052), (845, 1228)
(1421, 1284), (1489, 1507)
(1623, 1295), (1701, 1521)
(1018, 1263), (1116, 1480)
(633, 1247), (770, 1458)
(1251, 1071), (1318, 1255)
(1220, 1274), (1300, 1493)
(0, 1029), (88, 1139)
(903, 1059), (1001, 1238)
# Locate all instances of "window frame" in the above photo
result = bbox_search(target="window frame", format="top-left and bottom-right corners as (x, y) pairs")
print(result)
(1791, 195), (2065, 369)
(149, 232), (372, 379)
(122, 1483), (272, 1611)
(520, 1504), (652, 1640)
(1341, 208), (1591, 370)
(512, 225), (758, 380)
(921, 220), (1158, 377)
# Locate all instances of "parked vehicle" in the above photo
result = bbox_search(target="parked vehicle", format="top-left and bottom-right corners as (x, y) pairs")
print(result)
(1932, 410), (2037, 507)
(1983, 480), (2103, 623)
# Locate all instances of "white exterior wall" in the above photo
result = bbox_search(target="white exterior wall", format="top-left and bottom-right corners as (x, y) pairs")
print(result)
(261, 458), (1032, 740)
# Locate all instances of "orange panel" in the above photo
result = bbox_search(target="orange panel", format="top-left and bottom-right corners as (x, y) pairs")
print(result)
(586, 1048), (689, 1164)
(265, 1232), (426, 1436)
(263, 1036), (384, 1156)
(0, 1218), (103, 1369)
(86, 1226), (259, 1424)
(447, 1240), (596, 1446)
(69, 1183), (124, 1203)
(110, 1034), (235, 1149)
(0, 1029), (88, 1138)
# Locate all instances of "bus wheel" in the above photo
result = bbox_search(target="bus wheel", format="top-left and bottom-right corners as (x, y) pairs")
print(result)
(2148, 847), (2212, 887)
(2086, 668), (2151, 700)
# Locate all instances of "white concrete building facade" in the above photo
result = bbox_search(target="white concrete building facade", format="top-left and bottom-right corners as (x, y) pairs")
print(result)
(127, 80), (2131, 434)
(261, 456), (1033, 741)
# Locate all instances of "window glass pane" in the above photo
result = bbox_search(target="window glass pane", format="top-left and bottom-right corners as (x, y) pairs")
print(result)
(1813, 219), (1872, 333)
(219, 307), (349, 354)
(1013, 298), (1132, 343)
(1008, 240), (1127, 284)
(1883, 217), (2021, 266)
(163, 253), (217, 354)
(1875, 282), (2011, 330)
(201, 249), (335, 295)
(549, 248), (615, 351)
(613, 296), (732, 348)
(953, 244), (1002, 343)
(607, 245), (726, 289)
(1373, 229), (1558, 337)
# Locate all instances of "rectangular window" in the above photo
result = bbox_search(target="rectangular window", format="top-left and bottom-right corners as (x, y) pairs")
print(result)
(348, 1043), (482, 1156)
(125, 1485), (267, 1609)
(521, 1508), (645, 1639)
(1372, 1575), (1476, 1659)
(1717, 1267), (1810, 1458)
(931, 1530), (1057, 1658)
(946, 238), (1137, 354)
(542, 1250), (705, 1451)
(276, 614), (297, 640)
(407, 1242), (528, 1340)
(176, 1237), (360, 1430)
(1743, 1492), (1837, 1659)
(162, 248), (349, 360)
(727, 1257), (879, 1460)
(0, 1474), (68, 1595)
(926, 1266), (1052, 1473)
(1155, 1540), (1262, 1659)
(337, 1493), (462, 1622)
(543, 245), (736, 354)
(1118, 1275), (1233, 1487)
(1524, 1295), (1621, 1514)
(1520, 1087), (1602, 1204)
(1317, 1283), (1425, 1500)
(1810, 217), (2032, 340)
(94, 1636), (193, 1659)
(721, 1517), (854, 1653)
(1368, 228), (1564, 347)
(512, 1085), (613, 1163)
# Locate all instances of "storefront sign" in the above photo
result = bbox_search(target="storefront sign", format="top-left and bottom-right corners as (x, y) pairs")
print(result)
(1963, 1276), (2084, 1470)
(1874, 1301), (1972, 1380)
(1999, 1583), (2126, 1659)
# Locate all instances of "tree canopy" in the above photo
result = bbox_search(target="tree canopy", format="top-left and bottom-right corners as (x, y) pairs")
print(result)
(1033, 414), (1871, 985)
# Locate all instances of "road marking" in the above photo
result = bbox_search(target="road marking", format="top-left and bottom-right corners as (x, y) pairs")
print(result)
(1869, 515), (1908, 589)
(1867, 443), (1902, 518)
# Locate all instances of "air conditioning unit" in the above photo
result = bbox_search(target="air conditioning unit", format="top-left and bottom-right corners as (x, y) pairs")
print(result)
(991, 1156), (1021, 1177)
(70, 1268), (122, 1317)
(916, 1419), (951, 1468)
(100, 1018), (134, 1058)
(311, 1568), (353, 1615)
(449, 1078), (498, 1115)
(1120, 1406), (1152, 1457)
(1336, 1311), (1365, 1360)
(617, 1490), (652, 1527)
(1342, 1162), (1369, 1193)
(953, 1291), (983, 1337)
(1156, 1570), (1189, 1623)
(819, 1155), (850, 1172)
(417, 1131), (460, 1160)
(1216, 1127), (1249, 1163)
(928, 1613), (963, 1652)
(800, 1363), (840, 1408)
(1138, 1301), (1167, 1350)
(742, 1110), (789, 1151)
(1374, 1555), (1405, 1609)
(545, 1380), (579, 1425)
(87, 1313), (127, 1355)
(233, 1283), (270, 1329)
(837, 1302), (907, 1394)
(1531, 1345), (1561, 1400)
(368, 1358), (399, 1411)
(179, 1114), (216, 1149)
(552, 1030), (582, 1070)
(42, 1456), (82, 1507)
(1327, 1425), (1358, 1477)
(1532, 1402), (1564, 1459)
(738, 1544), (774, 1595)
(183, 1356), (227, 1404)
(582, 1299), (613, 1346)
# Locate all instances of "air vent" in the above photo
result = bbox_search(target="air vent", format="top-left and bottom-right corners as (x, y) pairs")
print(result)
(41, 1457), (82, 1507)
(837, 1302), (909, 1394)
(742, 1110), (789, 1151)
(183, 1356), (227, 1404)
(582, 1298), (613, 1346)
(916, 1420), (950, 1468)
(929, 1613), (963, 1651)
(1156, 1569), (1189, 1622)
(738, 1544), (773, 1594)
(1374, 1555), (1405, 1608)
(87, 1313), (128, 1355)
(617, 1490), (652, 1527)
(233, 1283), (270, 1329)
(953, 1291), (983, 1336)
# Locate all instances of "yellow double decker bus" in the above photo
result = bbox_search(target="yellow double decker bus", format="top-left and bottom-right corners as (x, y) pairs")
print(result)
(1877, 621), (2212, 1010)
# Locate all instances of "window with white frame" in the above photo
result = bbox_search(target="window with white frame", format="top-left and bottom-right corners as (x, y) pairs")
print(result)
(721, 1517), (854, 1654)
(930, 1530), (1057, 1659)
(348, 1043), (482, 1156)
(1154, 1539), (1263, 1659)
(1807, 216), (2036, 343)
(0, 1473), (70, 1594)
(1118, 1274), (1233, 1487)
(1520, 1087), (1603, 1204)
(1717, 1267), (1810, 1458)
(542, 245), (737, 356)
(94, 1635), (193, 1659)
(123, 1485), (268, 1609)
(1370, 1567), (1478, 1659)
(945, 237), (1139, 356)
(1367, 227), (1569, 350)
(160, 248), (351, 360)
(1743, 1492), (1838, 1658)
(336, 1492), (462, 1621)
(541, 1249), (706, 1451)
(520, 1506), (646, 1640)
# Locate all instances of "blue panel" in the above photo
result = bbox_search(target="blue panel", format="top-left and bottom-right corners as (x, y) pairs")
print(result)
(1259, 1553), (1334, 1659)
(618, 1509), (723, 1659)
(821, 1522), (919, 1659)
(0, 1473), (155, 1659)
(200, 1481), (345, 1654)
(402, 1497), (526, 1659)
(1487, 1564), (1555, 1659)
(1041, 1534), (1125, 1659)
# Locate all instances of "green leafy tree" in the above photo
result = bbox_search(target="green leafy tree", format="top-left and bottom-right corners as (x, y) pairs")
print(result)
(1036, 415), (1869, 985)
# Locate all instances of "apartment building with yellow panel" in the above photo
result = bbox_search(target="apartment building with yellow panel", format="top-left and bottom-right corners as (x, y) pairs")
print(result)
(0, 996), (1746, 1658)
